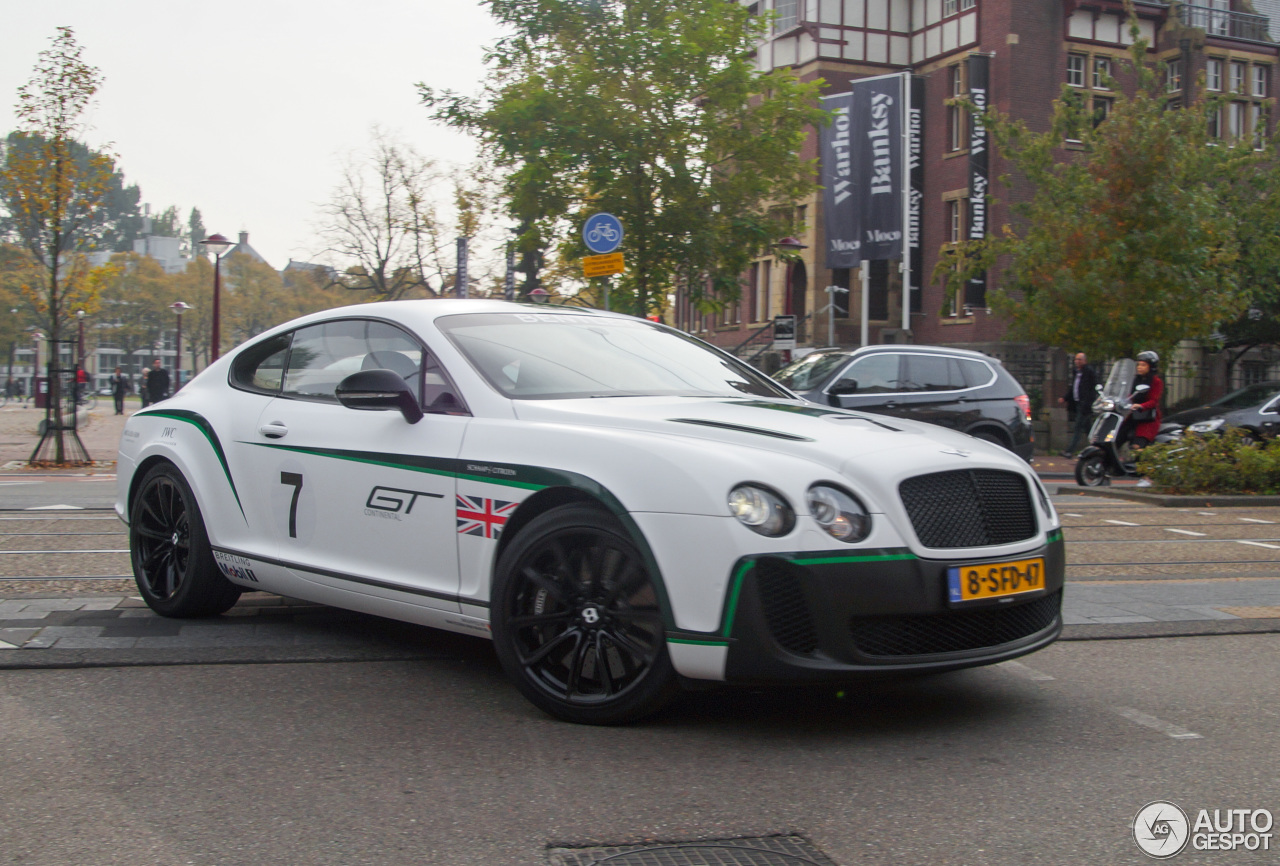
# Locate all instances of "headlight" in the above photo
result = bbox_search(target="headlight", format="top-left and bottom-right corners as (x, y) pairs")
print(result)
(806, 484), (872, 543)
(1188, 418), (1225, 433)
(728, 484), (794, 537)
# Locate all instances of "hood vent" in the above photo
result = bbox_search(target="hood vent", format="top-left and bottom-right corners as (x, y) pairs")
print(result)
(669, 418), (812, 441)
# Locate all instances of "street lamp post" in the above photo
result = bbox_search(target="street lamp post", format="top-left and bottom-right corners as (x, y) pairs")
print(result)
(199, 233), (234, 362)
(75, 309), (86, 397)
(169, 301), (191, 391)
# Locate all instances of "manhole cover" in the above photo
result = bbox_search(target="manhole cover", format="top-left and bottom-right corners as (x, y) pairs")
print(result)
(548, 834), (839, 866)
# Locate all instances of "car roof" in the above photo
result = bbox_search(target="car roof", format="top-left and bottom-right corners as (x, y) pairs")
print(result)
(805, 344), (1000, 363)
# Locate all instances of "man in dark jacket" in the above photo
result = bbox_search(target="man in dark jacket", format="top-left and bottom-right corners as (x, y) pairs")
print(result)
(146, 358), (170, 404)
(1059, 352), (1099, 457)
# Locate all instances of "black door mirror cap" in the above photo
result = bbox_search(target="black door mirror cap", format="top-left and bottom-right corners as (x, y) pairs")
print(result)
(335, 369), (424, 424)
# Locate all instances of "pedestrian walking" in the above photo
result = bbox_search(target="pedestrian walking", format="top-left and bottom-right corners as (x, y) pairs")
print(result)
(109, 366), (130, 415)
(146, 358), (170, 404)
(1059, 352), (1099, 457)
(139, 368), (150, 408)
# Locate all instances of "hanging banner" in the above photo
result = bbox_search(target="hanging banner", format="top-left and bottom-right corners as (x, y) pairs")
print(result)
(853, 74), (904, 262)
(965, 54), (990, 309)
(820, 92), (859, 268)
(908, 74), (925, 314)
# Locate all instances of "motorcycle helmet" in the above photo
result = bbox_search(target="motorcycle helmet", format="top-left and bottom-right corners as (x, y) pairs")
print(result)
(1136, 350), (1159, 370)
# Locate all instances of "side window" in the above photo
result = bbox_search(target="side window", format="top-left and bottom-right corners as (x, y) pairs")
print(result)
(230, 334), (291, 395)
(958, 358), (994, 388)
(833, 354), (901, 394)
(422, 353), (468, 415)
(283, 319), (424, 403)
(903, 354), (961, 392)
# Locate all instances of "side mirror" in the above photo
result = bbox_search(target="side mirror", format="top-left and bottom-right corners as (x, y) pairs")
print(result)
(828, 380), (859, 397)
(1133, 384), (1150, 393)
(335, 369), (423, 424)
(1095, 384), (1103, 392)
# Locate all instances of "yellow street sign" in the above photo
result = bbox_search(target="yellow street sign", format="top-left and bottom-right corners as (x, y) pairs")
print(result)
(583, 252), (624, 278)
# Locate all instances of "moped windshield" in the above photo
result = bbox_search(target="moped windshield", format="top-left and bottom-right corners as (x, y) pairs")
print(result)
(1100, 358), (1135, 401)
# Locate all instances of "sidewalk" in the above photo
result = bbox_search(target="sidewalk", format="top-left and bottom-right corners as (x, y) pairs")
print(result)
(0, 400), (135, 469)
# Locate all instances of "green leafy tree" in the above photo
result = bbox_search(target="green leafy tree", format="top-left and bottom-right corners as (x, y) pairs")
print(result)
(422, 0), (826, 316)
(937, 33), (1247, 361)
(222, 254), (304, 348)
(92, 252), (171, 373)
(0, 26), (112, 462)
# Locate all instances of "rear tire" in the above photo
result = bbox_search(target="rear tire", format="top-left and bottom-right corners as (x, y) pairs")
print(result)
(129, 463), (241, 617)
(491, 504), (677, 725)
(1075, 453), (1108, 487)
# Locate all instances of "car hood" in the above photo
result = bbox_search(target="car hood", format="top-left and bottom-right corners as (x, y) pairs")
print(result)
(511, 396), (1029, 481)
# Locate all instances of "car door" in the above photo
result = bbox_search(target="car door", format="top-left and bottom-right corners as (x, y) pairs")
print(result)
(246, 318), (467, 611)
(897, 352), (982, 432)
(825, 352), (913, 418)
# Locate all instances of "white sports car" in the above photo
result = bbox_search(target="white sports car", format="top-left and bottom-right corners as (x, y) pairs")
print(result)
(117, 300), (1064, 724)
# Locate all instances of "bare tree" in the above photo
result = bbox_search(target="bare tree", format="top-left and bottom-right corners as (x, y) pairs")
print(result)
(317, 131), (455, 301)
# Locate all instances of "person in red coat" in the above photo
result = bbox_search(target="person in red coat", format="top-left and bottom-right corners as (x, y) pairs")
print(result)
(1118, 351), (1164, 451)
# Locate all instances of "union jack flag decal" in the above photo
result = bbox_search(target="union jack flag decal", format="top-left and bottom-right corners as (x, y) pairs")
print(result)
(456, 494), (517, 539)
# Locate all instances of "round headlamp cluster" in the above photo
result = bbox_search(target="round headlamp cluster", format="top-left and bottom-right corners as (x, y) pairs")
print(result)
(807, 484), (872, 543)
(727, 484), (794, 537)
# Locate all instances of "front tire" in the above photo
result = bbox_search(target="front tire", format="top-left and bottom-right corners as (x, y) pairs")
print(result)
(1075, 452), (1108, 487)
(129, 463), (241, 617)
(491, 504), (677, 725)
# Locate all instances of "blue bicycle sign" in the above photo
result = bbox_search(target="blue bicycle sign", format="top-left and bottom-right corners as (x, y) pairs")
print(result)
(583, 213), (624, 254)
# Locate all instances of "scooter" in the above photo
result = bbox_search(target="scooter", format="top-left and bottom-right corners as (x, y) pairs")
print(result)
(1074, 359), (1179, 487)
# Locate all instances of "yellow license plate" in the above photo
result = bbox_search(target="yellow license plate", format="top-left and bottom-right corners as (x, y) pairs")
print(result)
(948, 557), (1045, 603)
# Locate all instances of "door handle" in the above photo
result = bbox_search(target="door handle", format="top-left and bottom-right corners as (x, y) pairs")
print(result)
(258, 422), (288, 439)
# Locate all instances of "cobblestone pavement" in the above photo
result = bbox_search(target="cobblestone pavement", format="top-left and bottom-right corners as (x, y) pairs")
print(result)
(0, 399), (136, 467)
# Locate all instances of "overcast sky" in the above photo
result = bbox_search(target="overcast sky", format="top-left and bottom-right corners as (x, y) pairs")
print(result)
(2, 0), (507, 269)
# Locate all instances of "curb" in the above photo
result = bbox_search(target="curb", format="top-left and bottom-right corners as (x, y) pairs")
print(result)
(1061, 618), (1280, 641)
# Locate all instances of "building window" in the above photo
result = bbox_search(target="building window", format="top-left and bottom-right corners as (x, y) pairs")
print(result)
(960, 0), (975, 9)
(943, 0), (957, 16)
(1092, 57), (1111, 90)
(1229, 101), (1247, 140)
(1231, 61), (1246, 94)
(947, 63), (967, 152)
(1253, 65), (1268, 98)
(1207, 59), (1223, 92)
(947, 199), (963, 244)
(1092, 96), (1113, 127)
(1207, 104), (1222, 139)
(774, 0), (799, 32)
(1167, 59), (1183, 93)
(1252, 104), (1266, 150)
(1067, 54), (1086, 88)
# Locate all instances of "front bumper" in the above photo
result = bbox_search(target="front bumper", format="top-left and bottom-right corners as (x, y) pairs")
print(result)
(694, 535), (1064, 683)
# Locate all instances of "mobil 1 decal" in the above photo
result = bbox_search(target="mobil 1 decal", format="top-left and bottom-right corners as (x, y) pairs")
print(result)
(821, 91), (859, 268)
(966, 53), (991, 309)
(852, 73), (903, 262)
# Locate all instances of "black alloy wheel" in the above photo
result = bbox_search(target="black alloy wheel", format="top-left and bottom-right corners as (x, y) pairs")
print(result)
(1075, 453), (1109, 487)
(491, 504), (677, 725)
(130, 463), (241, 617)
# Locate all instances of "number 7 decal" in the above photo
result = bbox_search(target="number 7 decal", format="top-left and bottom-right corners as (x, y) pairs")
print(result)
(280, 471), (303, 538)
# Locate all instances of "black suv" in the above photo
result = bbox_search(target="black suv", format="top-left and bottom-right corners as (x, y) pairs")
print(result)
(773, 345), (1034, 461)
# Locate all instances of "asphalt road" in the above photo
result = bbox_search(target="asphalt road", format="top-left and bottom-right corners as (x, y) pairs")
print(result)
(2, 635), (1277, 865)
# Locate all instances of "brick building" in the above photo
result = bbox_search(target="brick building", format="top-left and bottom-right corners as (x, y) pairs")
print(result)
(676, 0), (1278, 381)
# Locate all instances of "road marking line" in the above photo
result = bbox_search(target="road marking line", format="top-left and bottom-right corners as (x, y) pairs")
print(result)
(1164, 528), (1206, 536)
(998, 660), (1055, 681)
(1237, 540), (1280, 550)
(0, 482), (40, 487)
(0, 640), (18, 650)
(1198, 512), (1217, 516)
(1239, 517), (1275, 524)
(1105, 520), (1140, 526)
(1062, 513), (1085, 518)
(1116, 707), (1202, 740)
(25, 505), (84, 511)
(0, 550), (129, 555)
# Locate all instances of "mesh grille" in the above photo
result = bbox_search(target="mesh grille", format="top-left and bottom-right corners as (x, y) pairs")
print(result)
(755, 561), (818, 656)
(849, 590), (1061, 658)
(899, 469), (1036, 548)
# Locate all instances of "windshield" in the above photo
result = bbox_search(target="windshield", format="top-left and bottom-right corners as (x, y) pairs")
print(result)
(437, 312), (791, 400)
(1211, 382), (1280, 410)
(1099, 358), (1135, 401)
(774, 352), (850, 391)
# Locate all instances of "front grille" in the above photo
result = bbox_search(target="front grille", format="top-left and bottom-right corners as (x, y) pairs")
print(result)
(849, 590), (1061, 658)
(900, 469), (1036, 548)
(755, 560), (818, 656)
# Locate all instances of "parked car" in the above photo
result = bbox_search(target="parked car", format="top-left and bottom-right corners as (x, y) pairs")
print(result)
(116, 301), (1063, 725)
(1163, 381), (1280, 443)
(773, 345), (1035, 461)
